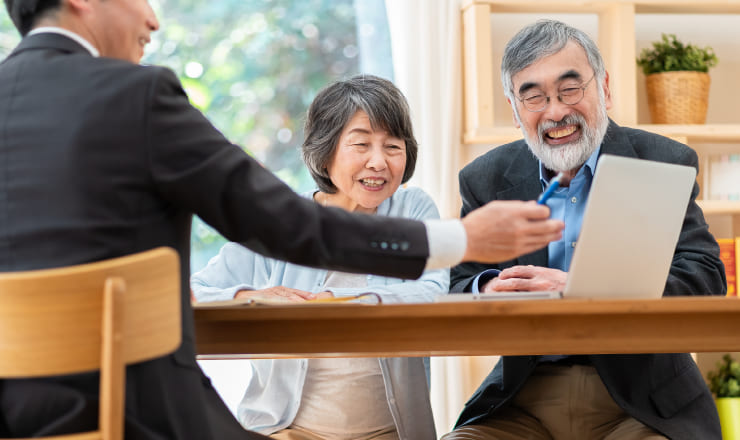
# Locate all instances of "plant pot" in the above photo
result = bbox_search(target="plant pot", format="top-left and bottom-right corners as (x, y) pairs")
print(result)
(716, 397), (740, 439)
(645, 71), (710, 124)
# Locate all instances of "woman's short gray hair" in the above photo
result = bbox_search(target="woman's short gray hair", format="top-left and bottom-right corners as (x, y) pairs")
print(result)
(501, 19), (606, 101)
(302, 74), (418, 194)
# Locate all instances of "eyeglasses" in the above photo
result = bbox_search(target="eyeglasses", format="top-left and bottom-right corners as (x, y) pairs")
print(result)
(517, 75), (595, 113)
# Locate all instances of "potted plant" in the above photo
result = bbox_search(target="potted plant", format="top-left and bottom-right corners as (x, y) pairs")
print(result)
(707, 354), (740, 438)
(636, 33), (718, 124)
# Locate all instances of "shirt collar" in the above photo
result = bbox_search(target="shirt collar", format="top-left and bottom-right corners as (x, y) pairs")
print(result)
(28, 27), (100, 57)
(539, 145), (602, 187)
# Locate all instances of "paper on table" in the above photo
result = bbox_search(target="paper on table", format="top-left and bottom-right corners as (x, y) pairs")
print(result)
(193, 292), (382, 307)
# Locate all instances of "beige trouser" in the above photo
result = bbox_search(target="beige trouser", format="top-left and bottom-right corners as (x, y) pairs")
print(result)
(270, 426), (398, 440)
(441, 364), (668, 440)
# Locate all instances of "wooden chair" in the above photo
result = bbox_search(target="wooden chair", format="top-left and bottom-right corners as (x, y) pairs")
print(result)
(0, 247), (182, 440)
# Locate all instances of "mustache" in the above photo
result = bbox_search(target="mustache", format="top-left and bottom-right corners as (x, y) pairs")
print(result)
(537, 113), (587, 138)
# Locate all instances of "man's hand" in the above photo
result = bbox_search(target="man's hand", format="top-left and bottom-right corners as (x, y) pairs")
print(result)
(483, 265), (567, 292)
(461, 201), (564, 263)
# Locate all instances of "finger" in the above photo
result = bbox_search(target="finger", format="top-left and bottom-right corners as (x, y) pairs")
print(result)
(288, 288), (316, 300)
(265, 288), (306, 301)
(520, 201), (553, 220)
(482, 279), (501, 293)
(499, 266), (535, 279)
(521, 224), (563, 245)
(525, 219), (565, 235)
(488, 277), (528, 292)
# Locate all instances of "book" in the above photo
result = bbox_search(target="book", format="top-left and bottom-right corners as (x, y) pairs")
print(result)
(707, 154), (740, 201)
(718, 238), (737, 297)
(735, 239), (740, 297)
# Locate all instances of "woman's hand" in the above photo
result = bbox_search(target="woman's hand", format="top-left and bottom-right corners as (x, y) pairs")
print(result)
(235, 286), (317, 303)
(482, 265), (567, 292)
(234, 287), (335, 302)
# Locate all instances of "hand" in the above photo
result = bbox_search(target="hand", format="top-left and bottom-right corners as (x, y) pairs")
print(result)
(234, 286), (320, 303)
(482, 265), (567, 292)
(461, 201), (564, 263)
(312, 291), (334, 300)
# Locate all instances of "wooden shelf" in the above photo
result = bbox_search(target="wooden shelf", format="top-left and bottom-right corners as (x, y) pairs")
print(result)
(638, 124), (740, 144)
(698, 200), (740, 216)
(461, 0), (740, 237)
(459, 0), (740, 382)
(464, 124), (740, 145)
(462, 0), (740, 15)
(461, 1), (740, 144)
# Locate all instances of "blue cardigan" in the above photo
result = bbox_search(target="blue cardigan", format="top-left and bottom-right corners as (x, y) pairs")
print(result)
(191, 186), (449, 439)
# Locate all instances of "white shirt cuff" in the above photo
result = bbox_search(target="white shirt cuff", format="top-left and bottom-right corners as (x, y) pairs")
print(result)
(423, 219), (466, 270)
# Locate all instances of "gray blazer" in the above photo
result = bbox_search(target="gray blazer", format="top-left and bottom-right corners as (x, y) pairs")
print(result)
(451, 120), (725, 440)
(0, 33), (429, 439)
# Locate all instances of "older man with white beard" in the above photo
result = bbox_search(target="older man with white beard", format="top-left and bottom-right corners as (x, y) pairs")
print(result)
(443, 20), (725, 440)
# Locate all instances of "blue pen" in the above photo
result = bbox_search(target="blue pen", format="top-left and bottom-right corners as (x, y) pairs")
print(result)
(537, 172), (565, 204)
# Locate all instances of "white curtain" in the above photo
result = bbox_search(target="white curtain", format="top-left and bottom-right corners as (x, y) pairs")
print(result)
(385, 0), (462, 219)
(385, 0), (495, 436)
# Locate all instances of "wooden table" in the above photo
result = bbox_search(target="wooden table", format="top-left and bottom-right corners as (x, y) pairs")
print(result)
(194, 296), (740, 358)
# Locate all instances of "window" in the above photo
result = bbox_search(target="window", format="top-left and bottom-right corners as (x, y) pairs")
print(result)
(145, 0), (393, 271)
(0, 1), (393, 272)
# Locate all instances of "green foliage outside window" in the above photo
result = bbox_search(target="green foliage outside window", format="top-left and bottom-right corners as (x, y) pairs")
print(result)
(0, 1), (388, 271)
(143, 0), (366, 269)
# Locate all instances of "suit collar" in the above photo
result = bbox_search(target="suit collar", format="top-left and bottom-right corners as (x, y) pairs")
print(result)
(28, 27), (99, 56)
(7, 32), (93, 61)
(497, 145), (541, 200)
(599, 118), (638, 158)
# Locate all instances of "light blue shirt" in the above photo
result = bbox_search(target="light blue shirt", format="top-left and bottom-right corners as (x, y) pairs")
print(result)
(191, 186), (446, 439)
(542, 146), (600, 271)
(471, 146), (601, 292)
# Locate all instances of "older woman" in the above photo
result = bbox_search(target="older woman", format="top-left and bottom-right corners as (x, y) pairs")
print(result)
(191, 74), (447, 440)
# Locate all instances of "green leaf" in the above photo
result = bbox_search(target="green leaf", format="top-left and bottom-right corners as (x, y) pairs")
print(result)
(708, 354), (740, 397)
(636, 34), (717, 75)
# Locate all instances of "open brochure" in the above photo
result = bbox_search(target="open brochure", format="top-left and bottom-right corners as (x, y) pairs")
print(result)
(193, 291), (382, 307)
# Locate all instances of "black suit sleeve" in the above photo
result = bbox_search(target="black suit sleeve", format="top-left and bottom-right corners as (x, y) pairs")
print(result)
(144, 68), (429, 279)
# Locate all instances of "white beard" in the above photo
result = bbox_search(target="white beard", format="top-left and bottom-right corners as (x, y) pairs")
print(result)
(515, 89), (609, 173)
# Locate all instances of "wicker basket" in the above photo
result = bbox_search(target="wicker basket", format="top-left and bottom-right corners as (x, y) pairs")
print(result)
(645, 71), (710, 124)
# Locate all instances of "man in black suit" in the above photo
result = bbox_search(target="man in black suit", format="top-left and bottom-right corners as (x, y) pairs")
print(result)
(0, 1), (565, 439)
(443, 20), (726, 440)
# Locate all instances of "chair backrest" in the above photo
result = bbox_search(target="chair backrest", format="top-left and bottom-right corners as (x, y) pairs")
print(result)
(0, 247), (182, 440)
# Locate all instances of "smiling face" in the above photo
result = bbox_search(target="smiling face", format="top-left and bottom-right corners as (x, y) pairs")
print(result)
(88, 0), (159, 63)
(509, 41), (611, 173)
(324, 110), (407, 214)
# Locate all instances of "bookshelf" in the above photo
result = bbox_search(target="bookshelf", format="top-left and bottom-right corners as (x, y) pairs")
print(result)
(459, 0), (740, 392)
(460, 0), (740, 238)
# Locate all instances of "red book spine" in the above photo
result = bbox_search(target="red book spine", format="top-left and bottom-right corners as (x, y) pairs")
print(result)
(718, 238), (736, 296)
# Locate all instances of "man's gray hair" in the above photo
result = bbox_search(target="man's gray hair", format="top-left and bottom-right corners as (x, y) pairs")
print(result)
(302, 74), (418, 194)
(501, 19), (606, 101)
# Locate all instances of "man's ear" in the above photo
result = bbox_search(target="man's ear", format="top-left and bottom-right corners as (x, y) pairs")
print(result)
(507, 98), (521, 129)
(602, 70), (613, 110)
(66, 0), (92, 13)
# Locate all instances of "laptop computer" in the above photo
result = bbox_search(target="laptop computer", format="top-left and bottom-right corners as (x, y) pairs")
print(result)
(437, 154), (697, 301)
